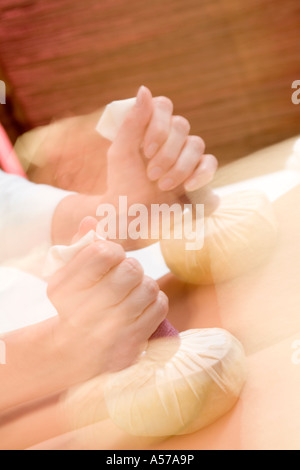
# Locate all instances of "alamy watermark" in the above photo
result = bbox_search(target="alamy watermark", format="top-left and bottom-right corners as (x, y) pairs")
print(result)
(0, 340), (6, 365)
(96, 196), (205, 250)
(0, 80), (6, 105)
(291, 80), (300, 105)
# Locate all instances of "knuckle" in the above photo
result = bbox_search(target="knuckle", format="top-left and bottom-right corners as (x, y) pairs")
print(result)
(152, 123), (169, 144)
(89, 242), (113, 263)
(208, 154), (219, 171)
(143, 276), (159, 297)
(159, 150), (177, 168)
(177, 159), (192, 175)
(172, 115), (191, 134)
(171, 168), (189, 183)
(157, 292), (169, 317)
(121, 257), (144, 279)
(110, 242), (126, 263)
(201, 154), (219, 176)
(154, 96), (174, 113)
(172, 160), (193, 179)
(189, 135), (206, 153)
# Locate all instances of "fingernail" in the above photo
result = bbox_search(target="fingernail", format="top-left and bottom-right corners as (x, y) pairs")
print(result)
(145, 142), (159, 159)
(159, 178), (174, 191)
(148, 166), (163, 181)
(136, 85), (146, 107)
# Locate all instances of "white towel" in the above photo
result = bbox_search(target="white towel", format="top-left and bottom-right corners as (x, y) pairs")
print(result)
(96, 97), (136, 141)
(43, 230), (104, 278)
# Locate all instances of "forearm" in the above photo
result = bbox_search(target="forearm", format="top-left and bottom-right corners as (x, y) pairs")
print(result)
(0, 317), (71, 413)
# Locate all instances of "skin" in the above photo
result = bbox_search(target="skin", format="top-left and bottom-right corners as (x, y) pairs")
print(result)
(4, 184), (298, 451)
(0, 217), (168, 413)
(1, 138), (298, 449)
(0, 86), (217, 419)
(49, 86), (218, 246)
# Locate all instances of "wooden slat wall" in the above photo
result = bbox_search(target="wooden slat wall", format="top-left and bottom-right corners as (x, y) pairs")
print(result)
(0, 0), (299, 163)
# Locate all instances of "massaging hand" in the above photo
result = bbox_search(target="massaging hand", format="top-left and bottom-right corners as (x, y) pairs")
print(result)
(19, 86), (217, 199)
(47, 217), (169, 381)
(104, 86), (218, 208)
(48, 86), (218, 246)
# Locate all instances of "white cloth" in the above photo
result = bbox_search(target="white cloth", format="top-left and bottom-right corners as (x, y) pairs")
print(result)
(96, 97), (136, 141)
(0, 267), (57, 334)
(0, 171), (73, 333)
(0, 170), (72, 263)
(44, 229), (170, 280)
(44, 230), (103, 277)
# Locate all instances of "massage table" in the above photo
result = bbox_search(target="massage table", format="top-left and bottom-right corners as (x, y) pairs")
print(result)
(0, 136), (300, 450)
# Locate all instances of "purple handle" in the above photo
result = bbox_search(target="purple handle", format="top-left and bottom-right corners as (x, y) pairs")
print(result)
(150, 319), (179, 339)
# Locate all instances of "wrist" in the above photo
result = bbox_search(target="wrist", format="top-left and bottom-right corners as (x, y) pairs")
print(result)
(0, 316), (73, 412)
(51, 191), (139, 250)
(50, 315), (110, 386)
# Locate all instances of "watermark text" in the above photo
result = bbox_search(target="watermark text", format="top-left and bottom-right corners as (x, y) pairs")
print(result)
(96, 196), (205, 251)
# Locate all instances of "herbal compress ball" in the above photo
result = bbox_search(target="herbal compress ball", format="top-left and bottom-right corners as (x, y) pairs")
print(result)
(104, 328), (246, 436)
(160, 190), (278, 285)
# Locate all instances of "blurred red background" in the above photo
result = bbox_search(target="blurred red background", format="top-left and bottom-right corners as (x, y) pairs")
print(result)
(0, 0), (299, 165)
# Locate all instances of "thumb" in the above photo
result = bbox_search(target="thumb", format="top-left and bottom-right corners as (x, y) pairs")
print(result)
(112, 86), (153, 152)
(71, 217), (98, 244)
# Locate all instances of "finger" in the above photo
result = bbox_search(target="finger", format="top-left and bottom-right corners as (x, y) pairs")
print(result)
(112, 276), (160, 319)
(134, 291), (169, 340)
(184, 154), (218, 192)
(48, 240), (126, 297)
(72, 217), (99, 244)
(143, 96), (174, 159)
(157, 136), (205, 191)
(147, 116), (191, 181)
(88, 257), (145, 307)
(107, 289), (168, 372)
(112, 86), (153, 152)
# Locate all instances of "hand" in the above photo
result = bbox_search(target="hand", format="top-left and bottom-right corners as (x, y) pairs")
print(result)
(47, 217), (169, 381)
(50, 86), (218, 247)
(15, 110), (110, 194)
(18, 87), (217, 200)
(106, 86), (218, 209)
